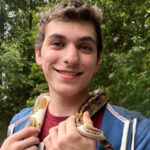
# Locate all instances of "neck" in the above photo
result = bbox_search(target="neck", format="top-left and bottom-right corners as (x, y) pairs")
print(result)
(48, 89), (89, 117)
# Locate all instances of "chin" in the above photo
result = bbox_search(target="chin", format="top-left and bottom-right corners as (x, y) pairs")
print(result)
(54, 86), (84, 96)
(65, 86), (88, 96)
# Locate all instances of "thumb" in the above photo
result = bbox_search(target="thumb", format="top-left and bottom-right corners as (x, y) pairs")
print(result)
(83, 111), (93, 126)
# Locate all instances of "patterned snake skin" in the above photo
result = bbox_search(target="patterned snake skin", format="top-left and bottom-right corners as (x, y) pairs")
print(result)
(26, 90), (113, 150)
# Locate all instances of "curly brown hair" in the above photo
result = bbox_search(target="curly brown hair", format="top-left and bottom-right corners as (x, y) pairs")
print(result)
(35, 0), (103, 58)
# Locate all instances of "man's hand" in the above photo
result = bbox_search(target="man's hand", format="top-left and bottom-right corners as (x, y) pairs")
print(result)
(0, 127), (40, 150)
(44, 111), (96, 150)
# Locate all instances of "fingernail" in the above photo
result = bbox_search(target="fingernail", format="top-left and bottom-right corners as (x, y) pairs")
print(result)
(84, 111), (89, 116)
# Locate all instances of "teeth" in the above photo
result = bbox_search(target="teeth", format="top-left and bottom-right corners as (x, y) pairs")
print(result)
(59, 71), (77, 76)
(54, 68), (82, 76)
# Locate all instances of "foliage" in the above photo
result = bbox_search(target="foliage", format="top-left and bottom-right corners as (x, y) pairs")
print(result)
(105, 37), (150, 117)
(89, 0), (150, 117)
(0, 44), (32, 117)
(0, 0), (150, 142)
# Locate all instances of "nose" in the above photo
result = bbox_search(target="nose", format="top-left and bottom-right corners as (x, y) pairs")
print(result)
(63, 44), (79, 67)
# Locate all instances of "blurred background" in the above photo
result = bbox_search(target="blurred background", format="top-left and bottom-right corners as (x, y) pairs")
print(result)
(0, 0), (150, 145)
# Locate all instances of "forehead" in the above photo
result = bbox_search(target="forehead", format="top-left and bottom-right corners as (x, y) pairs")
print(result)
(44, 19), (97, 41)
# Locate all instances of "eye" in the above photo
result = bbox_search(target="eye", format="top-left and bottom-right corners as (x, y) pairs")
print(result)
(51, 41), (64, 47)
(79, 44), (92, 52)
(50, 40), (65, 50)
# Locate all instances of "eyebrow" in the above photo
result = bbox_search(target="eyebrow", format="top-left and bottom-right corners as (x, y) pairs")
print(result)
(47, 33), (97, 44)
(47, 33), (66, 41)
(78, 36), (97, 45)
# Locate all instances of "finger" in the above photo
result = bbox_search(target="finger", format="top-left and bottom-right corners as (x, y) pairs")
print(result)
(7, 136), (39, 150)
(83, 111), (93, 126)
(44, 135), (52, 150)
(66, 115), (79, 134)
(12, 127), (40, 141)
(19, 136), (40, 149)
(58, 121), (66, 139)
(49, 126), (58, 135)
(49, 127), (59, 148)
(25, 145), (38, 150)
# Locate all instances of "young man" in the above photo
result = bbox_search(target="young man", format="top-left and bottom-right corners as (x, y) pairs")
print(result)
(1, 0), (150, 150)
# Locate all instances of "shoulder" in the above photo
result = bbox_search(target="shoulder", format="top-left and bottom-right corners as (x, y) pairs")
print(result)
(7, 107), (32, 136)
(106, 104), (143, 120)
(105, 104), (150, 149)
(134, 111), (150, 149)
(105, 103), (150, 129)
(10, 107), (32, 124)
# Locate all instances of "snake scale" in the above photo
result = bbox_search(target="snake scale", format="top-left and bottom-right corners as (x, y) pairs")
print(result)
(25, 89), (113, 150)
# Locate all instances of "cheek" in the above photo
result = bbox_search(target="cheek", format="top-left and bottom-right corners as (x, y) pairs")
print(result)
(41, 54), (58, 77)
(44, 52), (58, 65)
(83, 56), (97, 70)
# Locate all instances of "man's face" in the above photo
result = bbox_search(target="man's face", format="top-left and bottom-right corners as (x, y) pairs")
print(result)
(35, 19), (101, 96)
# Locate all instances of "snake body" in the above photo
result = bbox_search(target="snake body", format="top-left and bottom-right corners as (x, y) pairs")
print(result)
(25, 90), (113, 150)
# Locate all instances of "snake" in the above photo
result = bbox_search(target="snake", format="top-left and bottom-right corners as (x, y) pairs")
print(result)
(25, 89), (113, 150)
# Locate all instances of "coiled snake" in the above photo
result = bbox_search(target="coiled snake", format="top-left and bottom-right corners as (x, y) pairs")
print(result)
(26, 89), (113, 150)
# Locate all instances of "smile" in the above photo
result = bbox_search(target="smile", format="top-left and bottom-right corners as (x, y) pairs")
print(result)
(53, 67), (83, 77)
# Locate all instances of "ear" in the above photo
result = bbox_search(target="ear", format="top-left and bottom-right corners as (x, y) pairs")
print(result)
(35, 46), (42, 66)
(94, 52), (102, 73)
